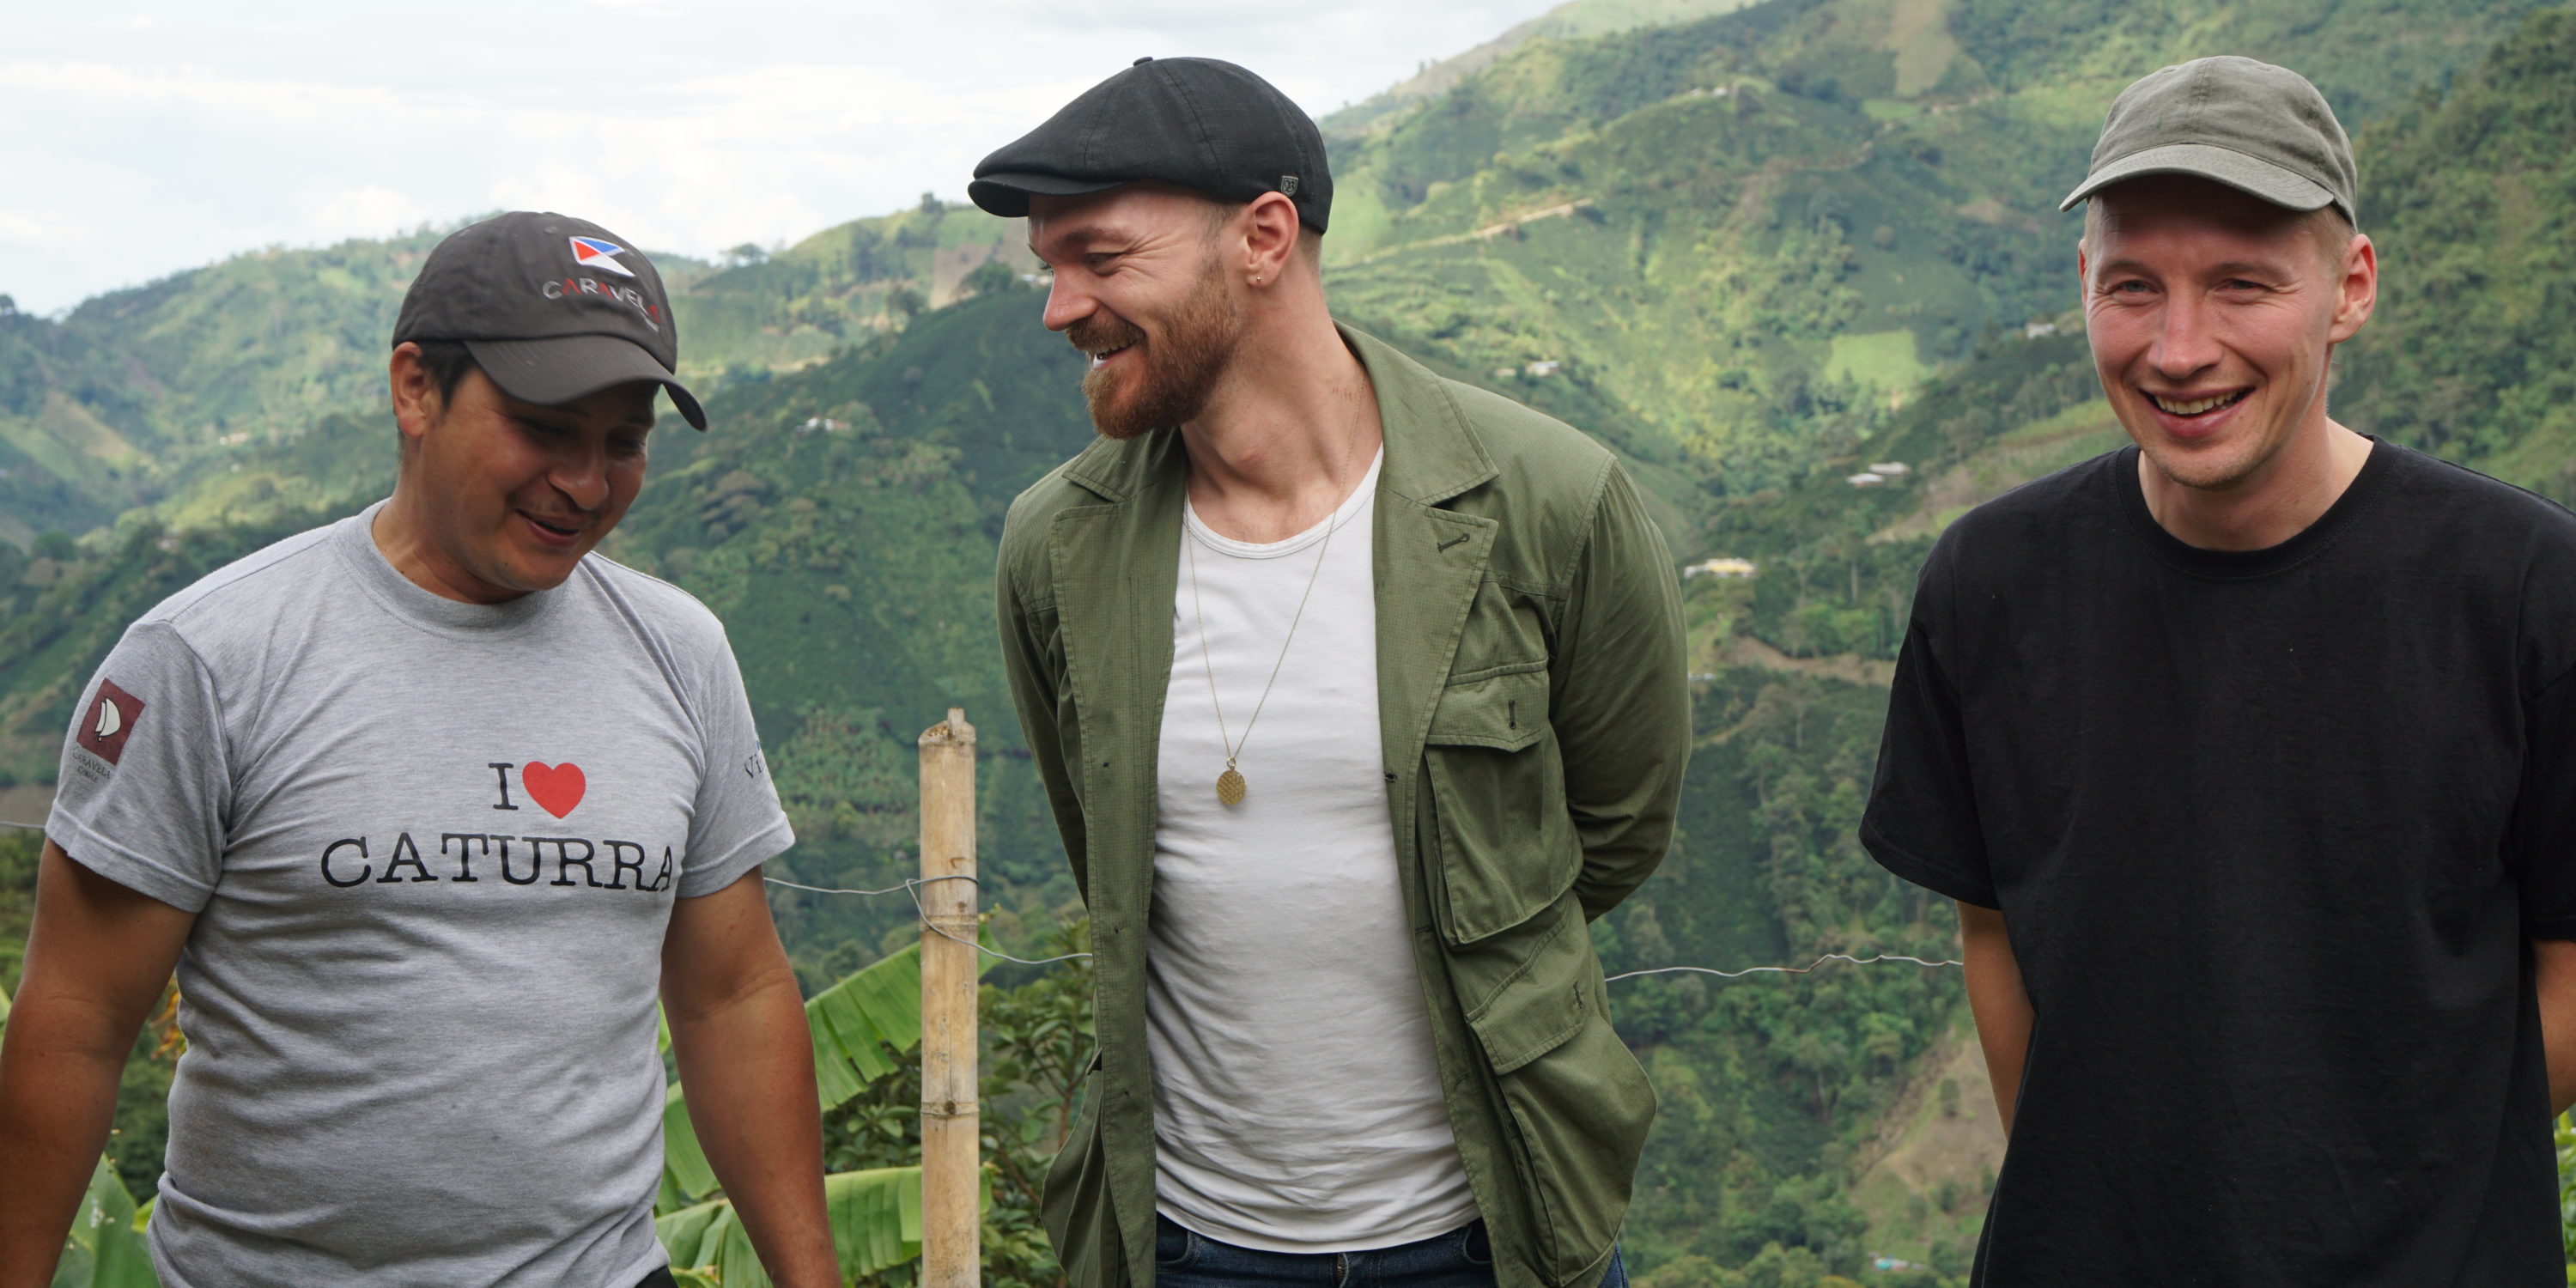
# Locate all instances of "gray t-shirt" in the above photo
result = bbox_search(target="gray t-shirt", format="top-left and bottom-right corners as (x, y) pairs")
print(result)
(46, 502), (793, 1287)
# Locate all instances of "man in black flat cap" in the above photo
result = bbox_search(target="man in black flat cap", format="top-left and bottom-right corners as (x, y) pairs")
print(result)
(1863, 57), (2576, 1285)
(980, 56), (1686, 1288)
(0, 212), (841, 1288)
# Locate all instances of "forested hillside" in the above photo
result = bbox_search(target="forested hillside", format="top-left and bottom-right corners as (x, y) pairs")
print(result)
(0, 204), (1018, 551)
(3, 2), (2572, 1284)
(1315, 0), (2549, 499)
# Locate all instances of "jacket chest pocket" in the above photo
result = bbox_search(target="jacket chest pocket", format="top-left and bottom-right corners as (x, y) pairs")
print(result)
(1423, 664), (1582, 945)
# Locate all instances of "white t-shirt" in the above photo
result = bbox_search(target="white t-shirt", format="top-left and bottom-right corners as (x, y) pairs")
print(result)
(46, 502), (793, 1287)
(1147, 450), (1479, 1250)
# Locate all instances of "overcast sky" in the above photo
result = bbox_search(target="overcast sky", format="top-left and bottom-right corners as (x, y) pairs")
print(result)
(0, 0), (1565, 315)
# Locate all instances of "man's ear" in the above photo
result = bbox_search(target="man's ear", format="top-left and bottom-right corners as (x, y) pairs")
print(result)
(1239, 191), (1302, 289)
(2329, 233), (2378, 343)
(389, 343), (440, 451)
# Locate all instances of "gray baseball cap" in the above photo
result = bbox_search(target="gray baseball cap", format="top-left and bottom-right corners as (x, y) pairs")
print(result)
(2059, 56), (2358, 227)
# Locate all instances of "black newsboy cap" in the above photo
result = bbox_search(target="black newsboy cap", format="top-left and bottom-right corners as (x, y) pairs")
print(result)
(969, 57), (1333, 233)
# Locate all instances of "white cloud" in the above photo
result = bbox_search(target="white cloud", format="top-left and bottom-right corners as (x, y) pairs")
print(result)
(301, 185), (428, 241)
(0, 0), (1571, 313)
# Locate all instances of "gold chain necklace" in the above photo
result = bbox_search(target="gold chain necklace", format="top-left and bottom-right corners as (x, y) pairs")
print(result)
(1184, 489), (1351, 806)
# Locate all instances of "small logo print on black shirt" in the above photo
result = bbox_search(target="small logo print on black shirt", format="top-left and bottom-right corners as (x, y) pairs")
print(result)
(76, 679), (145, 766)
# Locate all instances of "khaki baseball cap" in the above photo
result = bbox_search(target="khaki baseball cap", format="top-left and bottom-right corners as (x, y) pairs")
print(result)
(2059, 56), (2358, 227)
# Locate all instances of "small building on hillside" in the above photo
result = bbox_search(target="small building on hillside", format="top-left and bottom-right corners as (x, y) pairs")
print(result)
(1846, 471), (1888, 488)
(1866, 461), (1911, 477)
(1526, 359), (1564, 377)
(1685, 556), (1759, 580)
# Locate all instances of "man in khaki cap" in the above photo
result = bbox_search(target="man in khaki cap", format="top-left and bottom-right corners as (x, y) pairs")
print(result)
(1862, 56), (2576, 1284)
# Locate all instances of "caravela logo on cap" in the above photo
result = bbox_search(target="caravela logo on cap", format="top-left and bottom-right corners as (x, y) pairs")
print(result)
(76, 678), (144, 766)
(568, 236), (637, 278)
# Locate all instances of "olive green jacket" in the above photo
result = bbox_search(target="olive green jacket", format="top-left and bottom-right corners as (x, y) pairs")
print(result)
(993, 324), (1689, 1288)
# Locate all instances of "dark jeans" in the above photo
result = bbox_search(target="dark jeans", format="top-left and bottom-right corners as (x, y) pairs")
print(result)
(638, 1270), (678, 1288)
(1155, 1214), (1628, 1287)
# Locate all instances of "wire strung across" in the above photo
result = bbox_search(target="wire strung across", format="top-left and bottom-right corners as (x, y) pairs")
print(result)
(0, 820), (1961, 979)
(1604, 953), (1962, 981)
(764, 872), (1963, 978)
(766, 873), (1093, 967)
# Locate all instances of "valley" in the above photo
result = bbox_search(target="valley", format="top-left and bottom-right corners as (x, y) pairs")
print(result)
(3, 1), (2571, 1282)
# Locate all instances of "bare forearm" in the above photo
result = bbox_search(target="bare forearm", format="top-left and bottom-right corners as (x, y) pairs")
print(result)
(2, 844), (191, 1288)
(2533, 939), (2576, 1115)
(0, 1003), (137, 1288)
(668, 973), (837, 1288)
(1959, 901), (2033, 1136)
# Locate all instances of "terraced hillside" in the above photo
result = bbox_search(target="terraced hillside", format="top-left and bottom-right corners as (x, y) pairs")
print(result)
(3, 3), (2571, 1282)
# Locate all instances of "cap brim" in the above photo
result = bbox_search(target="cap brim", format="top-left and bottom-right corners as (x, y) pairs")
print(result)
(967, 172), (1126, 217)
(466, 335), (708, 431)
(2058, 143), (2341, 218)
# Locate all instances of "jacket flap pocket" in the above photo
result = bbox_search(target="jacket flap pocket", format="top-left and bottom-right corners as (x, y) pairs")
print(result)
(1426, 665), (1546, 752)
(1421, 665), (1578, 945)
(1459, 908), (1590, 1075)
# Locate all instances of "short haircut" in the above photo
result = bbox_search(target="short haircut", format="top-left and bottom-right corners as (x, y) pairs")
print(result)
(412, 339), (480, 408)
(1197, 191), (1326, 270)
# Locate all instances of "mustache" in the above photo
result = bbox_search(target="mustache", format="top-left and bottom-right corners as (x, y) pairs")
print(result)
(1066, 313), (1145, 356)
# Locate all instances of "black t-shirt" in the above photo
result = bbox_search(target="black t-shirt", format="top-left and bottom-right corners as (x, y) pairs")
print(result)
(1862, 441), (2576, 1287)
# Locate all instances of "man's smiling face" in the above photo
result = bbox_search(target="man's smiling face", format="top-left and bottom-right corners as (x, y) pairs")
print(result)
(1026, 182), (1246, 440)
(399, 352), (655, 600)
(2081, 175), (2372, 494)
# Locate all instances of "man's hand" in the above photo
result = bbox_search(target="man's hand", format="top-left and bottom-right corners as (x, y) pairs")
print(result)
(1959, 901), (2033, 1136)
(662, 868), (840, 1288)
(2533, 939), (2576, 1115)
(0, 840), (196, 1288)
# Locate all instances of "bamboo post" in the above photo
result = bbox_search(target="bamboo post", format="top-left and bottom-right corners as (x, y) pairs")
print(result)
(917, 707), (979, 1288)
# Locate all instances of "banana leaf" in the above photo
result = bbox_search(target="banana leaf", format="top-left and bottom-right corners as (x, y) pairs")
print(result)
(806, 942), (924, 1109)
(804, 935), (995, 1110)
(663, 1083), (721, 1203)
(50, 1157), (158, 1288)
(663, 937), (994, 1205)
(654, 1165), (927, 1287)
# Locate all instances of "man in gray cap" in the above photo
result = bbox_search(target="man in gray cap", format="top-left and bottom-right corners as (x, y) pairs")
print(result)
(980, 57), (1686, 1288)
(0, 213), (840, 1288)
(1862, 57), (2576, 1283)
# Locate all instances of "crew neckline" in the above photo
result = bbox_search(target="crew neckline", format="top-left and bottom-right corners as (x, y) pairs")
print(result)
(1184, 449), (1384, 561)
(333, 499), (564, 638)
(2115, 438), (2391, 580)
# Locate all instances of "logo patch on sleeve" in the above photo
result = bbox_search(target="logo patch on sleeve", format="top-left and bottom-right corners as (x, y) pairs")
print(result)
(76, 679), (145, 765)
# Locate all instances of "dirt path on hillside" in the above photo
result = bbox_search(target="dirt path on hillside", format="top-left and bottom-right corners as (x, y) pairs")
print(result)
(0, 782), (53, 829)
(1849, 1022), (2008, 1261)
(1724, 635), (1895, 687)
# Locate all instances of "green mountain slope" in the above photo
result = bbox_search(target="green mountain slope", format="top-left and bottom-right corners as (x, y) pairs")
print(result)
(1322, 0), (1765, 138)
(2339, 6), (2576, 497)
(3, 4), (2572, 1284)
(0, 206), (1018, 554)
(1317, 0), (2550, 500)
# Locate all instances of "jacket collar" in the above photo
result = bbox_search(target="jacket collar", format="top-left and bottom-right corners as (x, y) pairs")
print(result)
(1055, 321), (1496, 508)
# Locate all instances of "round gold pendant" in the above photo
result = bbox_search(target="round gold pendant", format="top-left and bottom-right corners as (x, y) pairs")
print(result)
(1216, 768), (1247, 805)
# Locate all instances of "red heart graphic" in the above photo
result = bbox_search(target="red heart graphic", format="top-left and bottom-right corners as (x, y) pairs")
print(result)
(522, 762), (586, 818)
